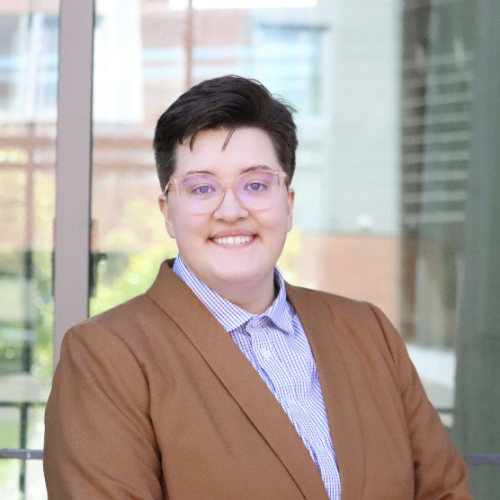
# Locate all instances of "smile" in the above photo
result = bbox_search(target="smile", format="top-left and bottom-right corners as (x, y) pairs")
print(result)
(211, 235), (255, 246)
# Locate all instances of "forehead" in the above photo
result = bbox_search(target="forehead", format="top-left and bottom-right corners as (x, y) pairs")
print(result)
(174, 127), (281, 177)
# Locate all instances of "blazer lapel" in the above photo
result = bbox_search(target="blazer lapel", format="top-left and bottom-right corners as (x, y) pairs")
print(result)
(146, 261), (330, 500)
(286, 283), (366, 500)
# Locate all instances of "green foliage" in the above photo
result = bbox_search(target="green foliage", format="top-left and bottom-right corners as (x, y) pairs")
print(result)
(0, 250), (53, 379)
(89, 196), (178, 316)
(89, 249), (176, 316)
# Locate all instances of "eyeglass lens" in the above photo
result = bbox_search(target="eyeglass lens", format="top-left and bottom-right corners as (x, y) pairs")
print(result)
(178, 170), (282, 214)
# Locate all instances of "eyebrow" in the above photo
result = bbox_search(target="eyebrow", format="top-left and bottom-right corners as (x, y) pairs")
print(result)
(184, 165), (272, 176)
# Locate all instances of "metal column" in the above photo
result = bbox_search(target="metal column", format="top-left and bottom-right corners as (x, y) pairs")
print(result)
(53, 0), (95, 368)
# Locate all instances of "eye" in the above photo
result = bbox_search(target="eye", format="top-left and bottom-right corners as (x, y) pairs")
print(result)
(192, 185), (215, 195)
(246, 182), (267, 192)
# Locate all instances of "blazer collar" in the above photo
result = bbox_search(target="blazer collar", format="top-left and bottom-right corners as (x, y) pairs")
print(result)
(285, 283), (366, 500)
(147, 260), (364, 500)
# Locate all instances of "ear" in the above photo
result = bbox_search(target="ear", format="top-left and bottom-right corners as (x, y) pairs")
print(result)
(286, 188), (295, 232)
(158, 194), (176, 239)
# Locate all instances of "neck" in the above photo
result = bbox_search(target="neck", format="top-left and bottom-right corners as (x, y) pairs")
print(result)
(181, 258), (278, 314)
(211, 272), (278, 314)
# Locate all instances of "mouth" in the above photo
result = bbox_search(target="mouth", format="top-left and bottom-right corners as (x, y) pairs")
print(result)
(210, 235), (256, 246)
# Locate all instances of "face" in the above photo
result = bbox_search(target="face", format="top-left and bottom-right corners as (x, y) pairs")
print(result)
(158, 127), (294, 290)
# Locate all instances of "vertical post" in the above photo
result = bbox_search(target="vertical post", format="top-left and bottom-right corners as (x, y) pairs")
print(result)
(22, 124), (39, 377)
(454, 0), (500, 497)
(18, 403), (28, 496)
(53, 0), (95, 368)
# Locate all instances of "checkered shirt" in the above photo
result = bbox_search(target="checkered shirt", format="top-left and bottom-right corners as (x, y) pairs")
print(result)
(173, 255), (341, 500)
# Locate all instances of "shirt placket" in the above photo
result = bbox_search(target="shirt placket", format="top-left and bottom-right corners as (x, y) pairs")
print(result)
(245, 317), (278, 394)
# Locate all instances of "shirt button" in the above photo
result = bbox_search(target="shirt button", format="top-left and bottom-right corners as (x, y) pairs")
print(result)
(261, 348), (272, 359)
(248, 318), (260, 329)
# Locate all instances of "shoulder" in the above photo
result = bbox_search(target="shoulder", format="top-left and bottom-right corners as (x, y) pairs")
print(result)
(63, 292), (177, 357)
(89, 293), (160, 327)
(286, 283), (379, 326)
(286, 283), (403, 368)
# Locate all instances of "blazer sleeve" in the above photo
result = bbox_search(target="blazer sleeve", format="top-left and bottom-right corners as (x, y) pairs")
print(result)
(43, 321), (163, 499)
(368, 304), (474, 500)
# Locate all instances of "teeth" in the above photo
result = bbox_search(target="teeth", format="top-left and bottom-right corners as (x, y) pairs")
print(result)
(213, 235), (254, 245)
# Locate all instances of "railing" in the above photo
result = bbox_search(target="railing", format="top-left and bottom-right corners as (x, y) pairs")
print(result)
(2, 398), (500, 470)
(0, 449), (43, 460)
(1, 403), (500, 466)
(1, 448), (500, 466)
(0, 401), (47, 495)
(464, 454), (500, 466)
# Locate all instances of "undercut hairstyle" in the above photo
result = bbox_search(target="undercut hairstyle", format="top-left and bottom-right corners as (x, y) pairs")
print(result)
(153, 75), (298, 192)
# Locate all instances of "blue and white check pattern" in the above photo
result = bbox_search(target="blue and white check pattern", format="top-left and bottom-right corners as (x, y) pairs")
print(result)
(173, 255), (341, 500)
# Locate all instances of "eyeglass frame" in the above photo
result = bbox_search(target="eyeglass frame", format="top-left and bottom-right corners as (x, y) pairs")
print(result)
(163, 168), (290, 212)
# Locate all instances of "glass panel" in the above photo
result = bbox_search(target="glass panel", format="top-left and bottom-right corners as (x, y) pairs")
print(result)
(0, 408), (20, 450)
(91, 0), (399, 310)
(401, 0), (500, 496)
(25, 460), (46, 500)
(0, 460), (21, 500)
(400, 0), (475, 419)
(25, 407), (46, 499)
(0, 0), (58, 498)
(90, 1), (499, 498)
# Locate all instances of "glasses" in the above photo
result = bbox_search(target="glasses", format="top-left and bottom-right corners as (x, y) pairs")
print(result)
(164, 168), (288, 214)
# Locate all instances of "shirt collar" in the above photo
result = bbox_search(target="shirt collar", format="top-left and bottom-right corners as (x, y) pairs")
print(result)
(172, 254), (294, 335)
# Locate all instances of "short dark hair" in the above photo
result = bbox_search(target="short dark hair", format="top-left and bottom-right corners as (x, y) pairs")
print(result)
(153, 75), (298, 192)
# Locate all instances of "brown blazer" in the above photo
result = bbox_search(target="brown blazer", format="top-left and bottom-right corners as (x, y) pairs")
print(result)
(43, 259), (472, 499)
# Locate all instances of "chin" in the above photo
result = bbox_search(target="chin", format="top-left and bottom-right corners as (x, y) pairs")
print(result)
(214, 269), (255, 284)
(211, 262), (261, 284)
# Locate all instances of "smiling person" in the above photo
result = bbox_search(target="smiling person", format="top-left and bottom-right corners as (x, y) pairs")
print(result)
(158, 125), (293, 315)
(43, 76), (473, 500)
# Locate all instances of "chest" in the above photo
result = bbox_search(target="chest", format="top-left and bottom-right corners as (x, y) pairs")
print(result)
(138, 314), (415, 500)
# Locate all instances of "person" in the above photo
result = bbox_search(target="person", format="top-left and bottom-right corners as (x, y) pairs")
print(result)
(43, 75), (473, 500)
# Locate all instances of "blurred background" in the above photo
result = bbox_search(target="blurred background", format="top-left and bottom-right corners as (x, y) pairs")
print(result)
(0, 0), (499, 498)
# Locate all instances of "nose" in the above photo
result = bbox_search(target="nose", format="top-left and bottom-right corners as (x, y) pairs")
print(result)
(213, 186), (249, 222)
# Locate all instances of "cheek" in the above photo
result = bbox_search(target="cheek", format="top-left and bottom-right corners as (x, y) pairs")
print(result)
(258, 204), (291, 238)
(170, 211), (209, 245)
